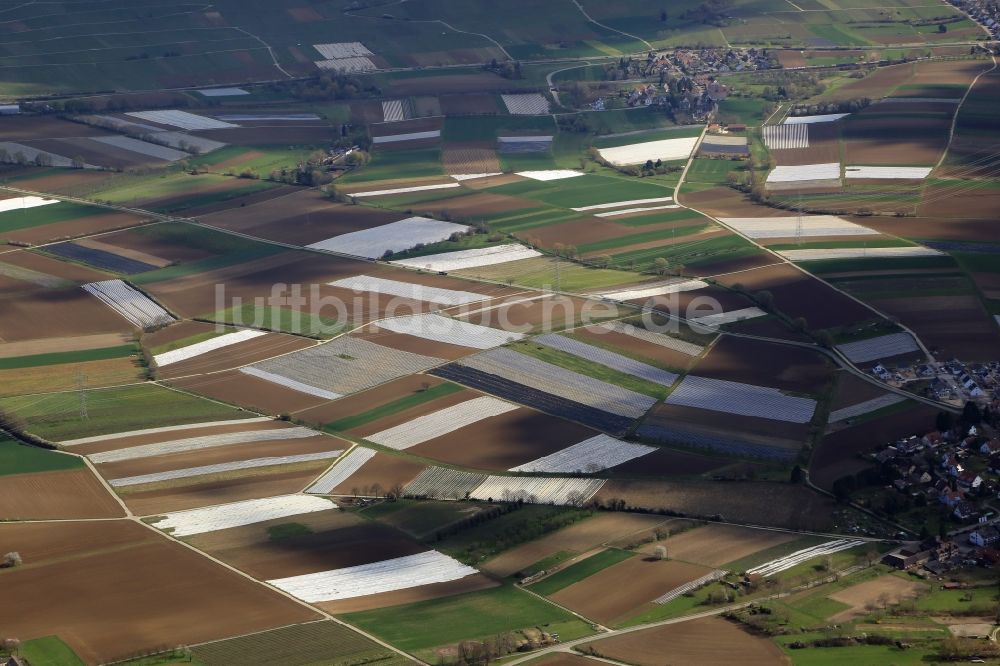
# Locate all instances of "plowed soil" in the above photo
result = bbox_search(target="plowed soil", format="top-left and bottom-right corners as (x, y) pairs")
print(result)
(640, 523), (797, 567)
(691, 335), (833, 394)
(0, 468), (124, 519)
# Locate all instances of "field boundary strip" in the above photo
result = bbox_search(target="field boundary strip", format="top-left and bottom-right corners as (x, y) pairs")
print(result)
(148, 494), (335, 536)
(88, 426), (321, 464)
(109, 451), (344, 487)
(828, 393), (906, 422)
(59, 417), (272, 446)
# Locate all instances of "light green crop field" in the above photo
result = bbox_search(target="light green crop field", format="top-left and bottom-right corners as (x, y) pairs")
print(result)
(0, 344), (136, 370)
(0, 201), (109, 235)
(0, 434), (84, 477)
(529, 548), (635, 596)
(0, 383), (251, 441)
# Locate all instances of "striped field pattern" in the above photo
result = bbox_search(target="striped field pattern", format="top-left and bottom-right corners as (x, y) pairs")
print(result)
(767, 162), (840, 183)
(109, 451), (344, 487)
(779, 247), (941, 261)
(365, 396), (519, 450)
(598, 279), (708, 301)
(404, 467), (487, 499)
(469, 476), (606, 505)
(596, 321), (705, 356)
(718, 215), (877, 239)
(454, 348), (658, 418)
(240, 367), (343, 400)
(381, 99), (405, 122)
(82, 279), (174, 328)
(376, 314), (524, 349)
(153, 329), (267, 367)
(60, 417), (271, 446)
(329, 275), (488, 305)
(689, 306), (766, 328)
(762, 124), (808, 150)
(501, 93), (550, 114)
(534, 334), (678, 386)
(149, 495), (334, 536)
(666, 375), (817, 423)
(307, 217), (467, 257)
(509, 434), (655, 473)
(828, 393), (907, 422)
(268, 551), (478, 602)
(307, 447), (377, 494)
(836, 332), (921, 363)
(245, 337), (443, 399)
(126, 110), (237, 130)
(748, 539), (865, 576)
(89, 426), (320, 464)
(654, 570), (727, 604)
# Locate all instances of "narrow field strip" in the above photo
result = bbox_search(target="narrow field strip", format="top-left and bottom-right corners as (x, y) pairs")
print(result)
(82, 279), (175, 329)
(268, 551), (478, 602)
(665, 375), (817, 423)
(390, 244), (541, 271)
(509, 434), (655, 473)
(308, 217), (468, 258)
(594, 204), (680, 217)
(376, 314), (524, 349)
(450, 172), (503, 181)
(89, 426), (320, 464)
(91, 135), (189, 161)
(836, 331), (921, 363)
(689, 306), (767, 327)
(515, 170), (584, 181)
(596, 321), (705, 356)
(313, 42), (374, 59)
(307, 447), (377, 494)
(747, 539), (866, 576)
(535, 334), (678, 386)
(149, 494), (334, 536)
(653, 570), (727, 604)
(60, 417), (271, 446)
(0, 195), (59, 212)
(762, 124), (808, 150)
(784, 113), (849, 124)
(153, 329), (267, 367)
(501, 93), (550, 115)
(597, 136), (699, 166)
(329, 275), (489, 305)
(240, 367), (343, 400)
(828, 394), (907, 422)
(572, 197), (674, 212)
(365, 396), (518, 450)
(598, 279), (709, 301)
(779, 246), (940, 261)
(469, 476), (606, 505)
(718, 215), (877, 239)
(404, 467), (487, 499)
(767, 162), (840, 184)
(454, 348), (657, 419)
(126, 109), (238, 131)
(844, 166), (933, 179)
(371, 130), (441, 145)
(109, 451), (343, 487)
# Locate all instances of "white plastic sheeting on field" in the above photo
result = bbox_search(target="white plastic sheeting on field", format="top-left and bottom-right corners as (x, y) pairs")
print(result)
(778, 246), (941, 261)
(747, 539), (866, 576)
(784, 113), (849, 124)
(268, 550), (478, 602)
(572, 196), (674, 212)
(594, 204), (680, 217)
(382, 100), (405, 122)
(313, 42), (374, 59)
(88, 426), (320, 464)
(469, 476), (606, 505)
(59, 417), (271, 446)
(371, 130), (441, 144)
(666, 375), (817, 423)
(597, 136), (699, 166)
(376, 314), (525, 349)
(688, 306), (767, 328)
(828, 394), (907, 422)
(307, 447), (377, 494)
(501, 93), (551, 115)
(109, 451), (343, 487)
(150, 495), (334, 537)
(509, 434), (655, 473)
(390, 244), (541, 271)
(718, 215), (877, 239)
(240, 367), (343, 400)
(836, 331), (921, 363)
(90, 135), (189, 161)
(365, 396), (519, 450)
(307, 216), (468, 257)
(329, 274), (488, 305)
(197, 87), (249, 97)
(126, 110), (238, 131)
(315, 57), (378, 73)
(599, 279), (708, 301)
(766, 163), (840, 183)
(515, 170), (584, 181)
(0, 195), (59, 213)
(82, 279), (174, 328)
(762, 124), (809, 150)
(844, 166), (933, 179)
(153, 329), (267, 367)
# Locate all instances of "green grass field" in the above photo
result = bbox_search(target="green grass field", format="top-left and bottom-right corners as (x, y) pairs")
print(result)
(323, 382), (464, 431)
(339, 148), (444, 184)
(0, 434), (84, 476)
(0, 344), (136, 370)
(529, 548), (634, 596)
(490, 173), (674, 210)
(0, 201), (109, 234)
(148, 329), (232, 356)
(0, 383), (251, 441)
(17, 636), (85, 666)
(188, 145), (319, 176)
(341, 585), (591, 653)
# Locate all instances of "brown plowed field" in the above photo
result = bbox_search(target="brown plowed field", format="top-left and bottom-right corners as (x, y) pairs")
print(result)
(93, 224), (218, 264)
(843, 116), (950, 165)
(848, 215), (995, 242)
(155, 333), (316, 379)
(551, 556), (714, 625)
(0, 332), (130, 358)
(2, 248), (111, 283)
(519, 217), (636, 247)
(443, 142), (502, 174)
(188, 512), (426, 579)
(26, 137), (157, 170)
(75, 236), (171, 268)
(481, 513), (679, 577)
(920, 187), (1000, 218)
(410, 408), (598, 471)
(456, 295), (622, 333)
(199, 190), (401, 245)
(293, 374), (456, 425)
(440, 92), (500, 114)
(772, 122), (841, 166)
(194, 126), (337, 144)
(641, 284), (752, 319)
(184, 184), (296, 217)
(641, 523), (796, 567)
(643, 403), (809, 447)
(390, 74), (515, 95)
(828, 575), (927, 622)
(609, 447), (731, 477)
(317, 573), (499, 613)
(531, 655), (603, 666)
(580, 617), (791, 666)
(409, 191), (535, 218)
(811, 402), (937, 490)
(95, 433), (340, 480)
(869, 294), (1000, 360)
(369, 117), (443, 138)
(0, 116), (111, 141)
(168, 370), (335, 414)
(3, 210), (147, 245)
(828, 369), (896, 411)
(123, 465), (329, 515)
(0, 520), (317, 665)
(353, 327), (473, 361)
(596, 479), (837, 531)
(142, 320), (217, 349)
(581, 227), (727, 260)
(574, 326), (697, 371)
(328, 452), (426, 495)
(722, 315), (811, 342)
(712, 263), (875, 329)
(0, 167), (114, 194)
(691, 335), (833, 394)
(687, 252), (782, 278)
(0, 287), (132, 342)
(817, 62), (915, 103)
(0, 469), (124, 519)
